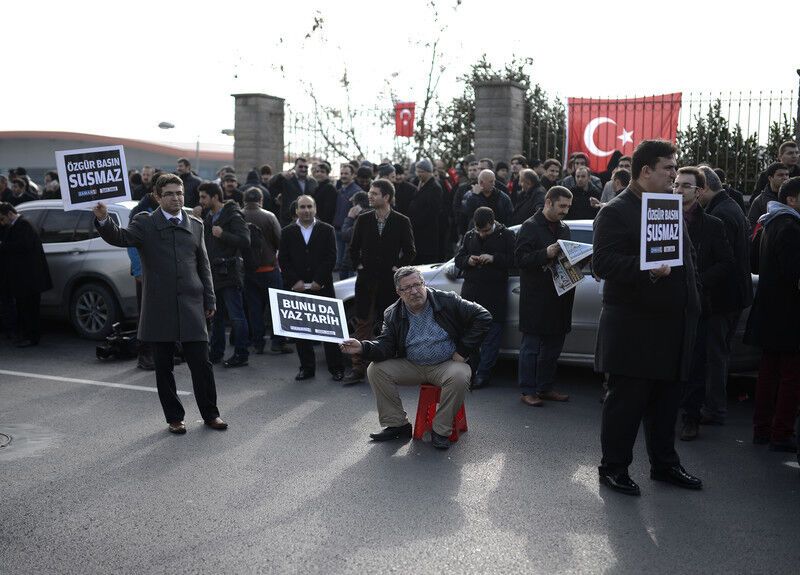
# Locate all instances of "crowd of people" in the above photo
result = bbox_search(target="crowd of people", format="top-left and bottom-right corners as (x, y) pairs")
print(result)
(2, 138), (799, 493)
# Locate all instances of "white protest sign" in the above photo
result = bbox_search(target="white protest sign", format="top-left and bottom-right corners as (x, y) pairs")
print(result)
(639, 193), (683, 270)
(55, 145), (131, 211)
(268, 288), (350, 344)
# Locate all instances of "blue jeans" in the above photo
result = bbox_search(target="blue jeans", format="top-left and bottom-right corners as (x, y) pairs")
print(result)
(475, 322), (503, 379)
(210, 286), (249, 359)
(518, 333), (566, 395)
(335, 229), (352, 280)
(244, 269), (285, 348)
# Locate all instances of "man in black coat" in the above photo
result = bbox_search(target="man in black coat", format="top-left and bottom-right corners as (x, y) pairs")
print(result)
(278, 195), (344, 381)
(747, 162), (789, 229)
(310, 161), (338, 226)
(0, 202), (52, 346)
(565, 166), (601, 220)
(750, 140), (800, 202)
(674, 167), (735, 441)
(344, 179), (416, 384)
(275, 158), (318, 227)
(515, 187), (575, 407)
(693, 166), (754, 430)
(744, 177), (800, 451)
(454, 207), (515, 389)
(406, 160), (442, 264)
(453, 160), (480, 237)
(463, 169), (514, 227)
(176, 157), (203, 208)
(199, 182), (251, 368)
(511, 169), (547, 226)
(593, 140), (703, 496)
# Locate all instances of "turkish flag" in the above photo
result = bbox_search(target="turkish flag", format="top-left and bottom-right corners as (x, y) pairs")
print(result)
(395, 102), (415, 137)
(567, 93), (682, 173)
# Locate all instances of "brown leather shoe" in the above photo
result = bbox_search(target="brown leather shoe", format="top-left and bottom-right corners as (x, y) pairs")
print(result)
(520, 394), (544, 407)
(168, 421), (186, 434)
(204, 417), (228, 430)
(538, 390), (569, 402)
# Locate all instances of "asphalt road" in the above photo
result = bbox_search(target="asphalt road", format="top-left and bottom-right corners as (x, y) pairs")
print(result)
(1, 322), (799, 574)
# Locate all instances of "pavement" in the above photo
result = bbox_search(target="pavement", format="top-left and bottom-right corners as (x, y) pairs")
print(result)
(1, 322), (799, 574)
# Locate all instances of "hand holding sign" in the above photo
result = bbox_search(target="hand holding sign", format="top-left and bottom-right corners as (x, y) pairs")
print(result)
(340, 339), (363, 355)
(650, 264), (671, 278)
(92, 201), (108, 221)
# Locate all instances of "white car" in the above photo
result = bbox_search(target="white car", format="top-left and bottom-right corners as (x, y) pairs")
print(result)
(334, 220), (760, 371)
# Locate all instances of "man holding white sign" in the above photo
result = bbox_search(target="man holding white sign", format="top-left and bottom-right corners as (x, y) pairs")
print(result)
(278, 195), (344, 381)
(593, 140), (702, 496)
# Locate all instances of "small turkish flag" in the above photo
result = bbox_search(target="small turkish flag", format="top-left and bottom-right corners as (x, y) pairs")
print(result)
(395, 102), (415, 138)
(567, 93), (682, 172)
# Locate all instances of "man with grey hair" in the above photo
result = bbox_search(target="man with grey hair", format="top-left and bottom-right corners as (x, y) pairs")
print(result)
(462, 169), (513, 226)
(687, 164), (753, 434)
(340, 266), (492, 449)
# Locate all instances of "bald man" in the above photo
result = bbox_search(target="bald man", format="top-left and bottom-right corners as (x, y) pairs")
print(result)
(462, 169), (513, 227)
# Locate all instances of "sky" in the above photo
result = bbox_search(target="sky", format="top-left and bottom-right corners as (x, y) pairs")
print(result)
(3, 0), (796, 153)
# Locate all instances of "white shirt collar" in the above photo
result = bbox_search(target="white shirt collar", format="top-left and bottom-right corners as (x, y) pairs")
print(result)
(163, 209), (183, 223)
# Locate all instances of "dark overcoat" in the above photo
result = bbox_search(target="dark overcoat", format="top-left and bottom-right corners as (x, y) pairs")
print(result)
(685, 205), (735, 316)
(744, 211), (800, 352)
(0, 215), (52, 295)
(515, 210), (575, 335)
(406, 177), (442, 263)
(592, 186), (701, 382)
(96, 208), (215, 342)
(203, 200), (250, 291)
(278, 220), (337, 298)
(454, 223), (515, 321)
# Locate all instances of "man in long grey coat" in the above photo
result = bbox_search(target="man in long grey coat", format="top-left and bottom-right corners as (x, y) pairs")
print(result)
(93, 173), (227, 434)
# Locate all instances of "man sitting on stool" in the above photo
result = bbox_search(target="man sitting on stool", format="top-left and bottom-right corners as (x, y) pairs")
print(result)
(340, 266), (491, 449)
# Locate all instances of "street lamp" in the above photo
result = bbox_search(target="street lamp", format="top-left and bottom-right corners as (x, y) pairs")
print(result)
(220, 129), (235, 137)
(158, 121), (200, 174)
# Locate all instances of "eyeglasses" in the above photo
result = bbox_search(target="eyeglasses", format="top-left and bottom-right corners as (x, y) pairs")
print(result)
(161, 191), (184, 197)
(397, 281), (425, 293)
(671, 183), (698, 190)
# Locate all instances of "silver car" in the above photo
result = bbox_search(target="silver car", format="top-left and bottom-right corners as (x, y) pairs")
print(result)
(334, 220), (760, 372)
(15, 200), (139, 339)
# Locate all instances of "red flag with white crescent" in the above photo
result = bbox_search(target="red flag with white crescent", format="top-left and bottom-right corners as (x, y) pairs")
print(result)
(566, 93), (682, 172)
(395, 102), (415, 138)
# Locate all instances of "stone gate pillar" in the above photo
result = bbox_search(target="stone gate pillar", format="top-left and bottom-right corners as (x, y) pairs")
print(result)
(232, 93), (285, 176)
(473, 80), (525, 164)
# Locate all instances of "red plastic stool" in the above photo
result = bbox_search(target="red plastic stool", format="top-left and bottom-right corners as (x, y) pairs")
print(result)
(413, 383), (468, 442)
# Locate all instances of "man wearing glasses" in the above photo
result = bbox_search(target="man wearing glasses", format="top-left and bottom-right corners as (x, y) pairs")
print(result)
(340, 266), (491, 449)
(93, 174), (227, 434)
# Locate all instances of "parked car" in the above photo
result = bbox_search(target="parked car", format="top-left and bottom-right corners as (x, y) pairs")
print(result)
(334, 220), (760, 372)
(15, 200), (139, 339)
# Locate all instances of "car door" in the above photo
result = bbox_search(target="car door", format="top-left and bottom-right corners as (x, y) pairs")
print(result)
(37, 209), (92, 307)
(561, 225), (600, 360)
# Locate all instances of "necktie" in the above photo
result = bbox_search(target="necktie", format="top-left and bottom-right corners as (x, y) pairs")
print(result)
(169, 217), (180, 226)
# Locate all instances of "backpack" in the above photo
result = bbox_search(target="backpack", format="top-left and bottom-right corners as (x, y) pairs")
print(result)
(243, 222), (267, 273)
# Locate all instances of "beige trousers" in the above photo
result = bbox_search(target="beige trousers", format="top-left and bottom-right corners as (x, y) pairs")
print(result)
(367, 358), (471, 436)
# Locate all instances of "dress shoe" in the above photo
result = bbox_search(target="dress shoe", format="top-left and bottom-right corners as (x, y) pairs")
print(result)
(650, 465), (703, 490)
(270, 344), (292, 354)
(168, 421), (187, 434)
(295, 368), (315, 381)
(204, 417), (228, 430)
(331, 369), (344, 382)
(223, 354), (248, 368)
(538, 390), (569, 401)
(253, 342), (266, 355)
(599, 471), (641, 496)
(369, 422), (412, 442)
(470, 376), (489, 390)
(431, 431), (451, 450)
(768, 439), (798, 453)
(520, 394), (543, 407)
(341, 368), (365, 386)
(680, 420), (699, 441)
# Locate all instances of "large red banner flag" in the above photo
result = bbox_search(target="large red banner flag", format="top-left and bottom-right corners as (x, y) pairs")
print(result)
(395, 102), (415, 137)
(566, 93), (682, 173)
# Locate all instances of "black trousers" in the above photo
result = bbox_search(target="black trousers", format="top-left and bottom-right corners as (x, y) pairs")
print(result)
(600, 374), (681, 474)
(16, 292), (41, 342)
(152, 341), (220, 423)
(296, 340), (343, 374)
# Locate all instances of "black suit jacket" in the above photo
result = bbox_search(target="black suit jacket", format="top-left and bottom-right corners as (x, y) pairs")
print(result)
(278, 220), (337, 298)
(0, 215), (52, 295)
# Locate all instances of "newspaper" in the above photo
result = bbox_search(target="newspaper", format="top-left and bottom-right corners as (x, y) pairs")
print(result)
(547, 241), (593, 296)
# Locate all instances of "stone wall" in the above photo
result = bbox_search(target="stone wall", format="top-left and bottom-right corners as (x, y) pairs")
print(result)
(232, 93), (284, 176)
(473, 81), (525, 164)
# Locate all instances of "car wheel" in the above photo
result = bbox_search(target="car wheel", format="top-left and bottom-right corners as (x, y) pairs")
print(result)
(70, 283), (120, 340)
